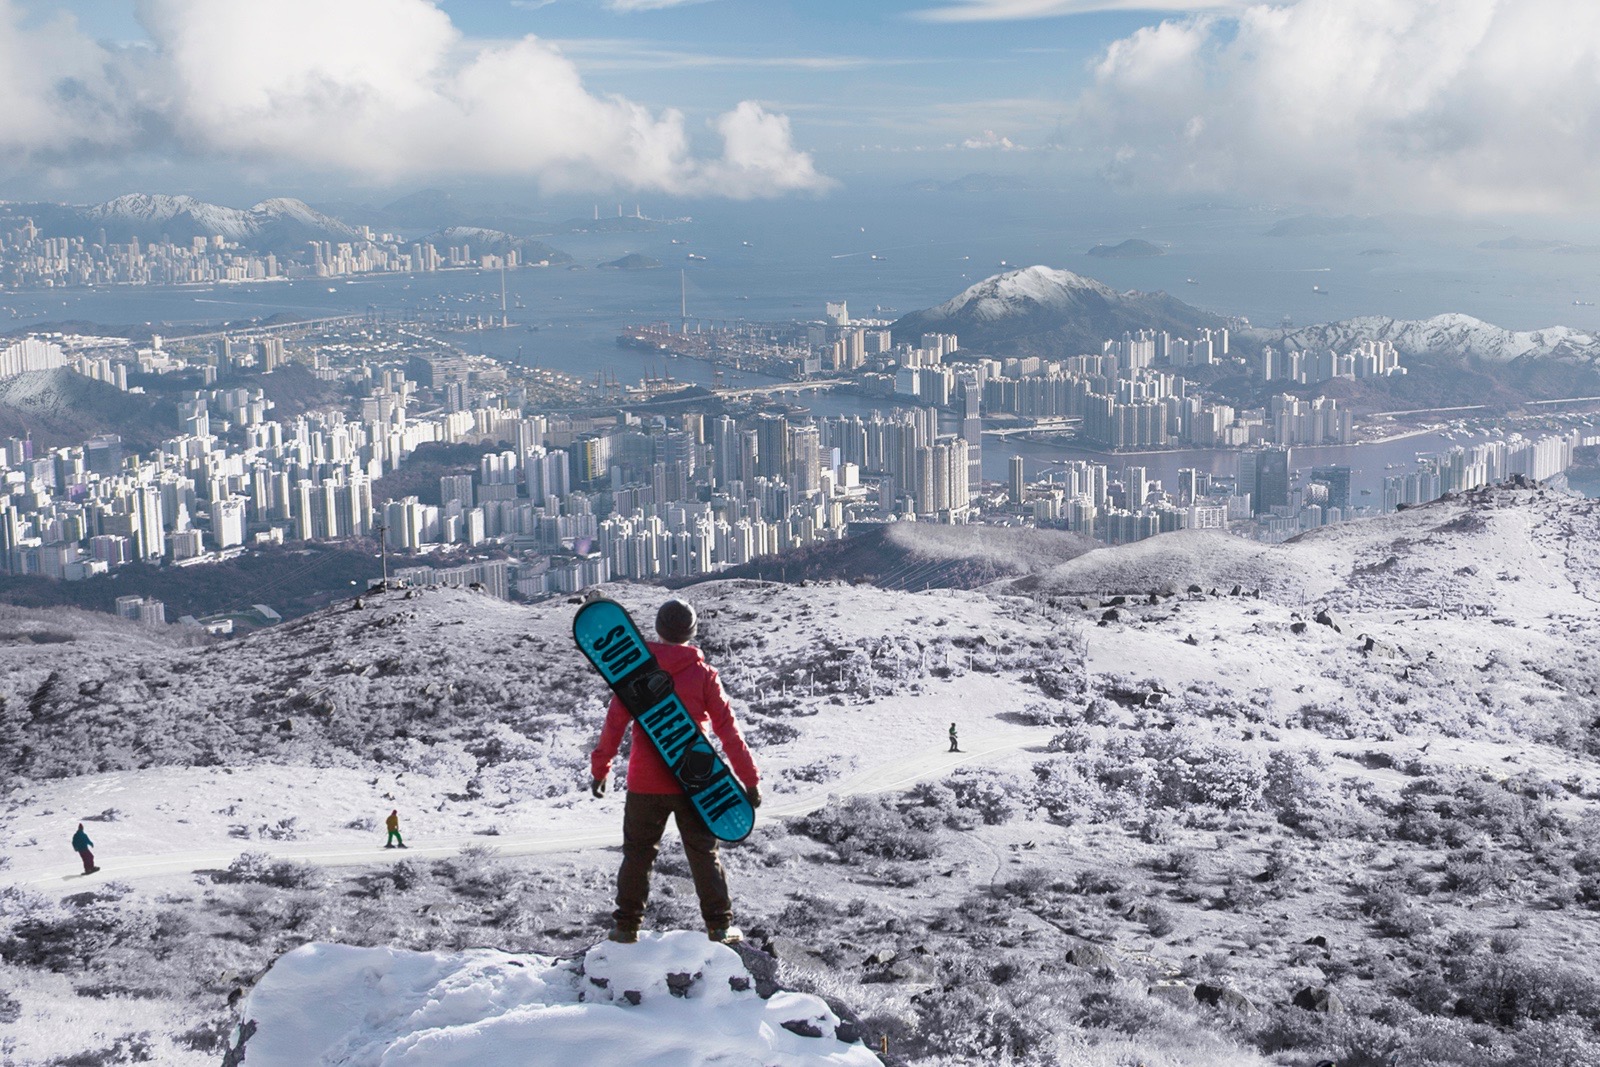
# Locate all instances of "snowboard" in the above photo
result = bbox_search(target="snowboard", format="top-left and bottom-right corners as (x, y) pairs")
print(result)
(573, 598), (756, 843)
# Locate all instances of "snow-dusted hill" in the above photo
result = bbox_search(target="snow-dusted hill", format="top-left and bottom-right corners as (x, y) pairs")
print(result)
(0, 367), (171, 449)
(892, 265), (1600, 367)
(890, 265), (1228, 356)
(15, 193), (364, 252)
(5, 486), (1600, 1066)
(1249, 312), (1600, 364)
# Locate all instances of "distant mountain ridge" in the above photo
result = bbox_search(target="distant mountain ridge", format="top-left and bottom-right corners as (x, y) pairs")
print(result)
(1, 194), (364, 253)
(891, 265), (1229, 356)
(896, 265), (1600, 366)
(1248, 313), (1600, 364)
(419, 226), (572, 264)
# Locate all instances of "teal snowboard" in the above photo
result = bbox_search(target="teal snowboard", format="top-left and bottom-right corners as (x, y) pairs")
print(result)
(573, 598), (756, 842)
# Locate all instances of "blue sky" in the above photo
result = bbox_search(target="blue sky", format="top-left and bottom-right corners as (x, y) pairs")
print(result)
(5, 1), (1599, 218)
(47, 0), (1151, 159)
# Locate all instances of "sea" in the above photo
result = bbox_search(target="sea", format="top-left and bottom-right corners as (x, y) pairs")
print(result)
(5, 184), (1599, 499)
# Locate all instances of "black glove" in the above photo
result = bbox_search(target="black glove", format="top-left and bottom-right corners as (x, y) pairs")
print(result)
(591, 777), (608, 799)
(746, 783), (762, 809)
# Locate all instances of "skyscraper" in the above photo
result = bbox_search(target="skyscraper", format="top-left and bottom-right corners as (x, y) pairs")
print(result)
(1253, 448), (1291, 515)
(1310, 465), (1352, 511)
(755, 413), (790, 481)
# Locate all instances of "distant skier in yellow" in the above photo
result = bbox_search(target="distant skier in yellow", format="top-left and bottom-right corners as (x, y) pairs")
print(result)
(384, 809), (407, 849)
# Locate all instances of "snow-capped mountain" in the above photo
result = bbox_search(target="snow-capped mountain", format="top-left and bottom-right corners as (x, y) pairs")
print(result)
(1249, 312), (1600, 364)
(29, 193), (363, 252)
(893, 266), (1600, 367)
(5, 485), (1600, 1066)
(891, 265), (1230, 356)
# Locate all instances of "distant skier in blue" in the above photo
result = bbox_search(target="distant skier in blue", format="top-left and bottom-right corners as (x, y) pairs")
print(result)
(72, 823), (99, 875)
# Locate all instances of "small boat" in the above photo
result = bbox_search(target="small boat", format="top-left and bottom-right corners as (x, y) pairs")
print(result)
(686, 253), (707, 261)
(1185, 278), (1198, 285)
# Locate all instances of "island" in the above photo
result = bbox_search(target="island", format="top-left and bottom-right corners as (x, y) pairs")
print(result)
(599, 253), (663, 271)
(1086, 238), (1165, 259)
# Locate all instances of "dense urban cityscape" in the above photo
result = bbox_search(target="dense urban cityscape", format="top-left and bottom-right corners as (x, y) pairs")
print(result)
(1, 297), (1590, 631)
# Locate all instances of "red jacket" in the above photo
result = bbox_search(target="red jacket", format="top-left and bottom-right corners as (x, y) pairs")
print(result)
(590, 641), (760, 794)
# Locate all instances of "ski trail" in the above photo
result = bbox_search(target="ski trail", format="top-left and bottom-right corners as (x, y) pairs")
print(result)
(6, 727), (1041, 894)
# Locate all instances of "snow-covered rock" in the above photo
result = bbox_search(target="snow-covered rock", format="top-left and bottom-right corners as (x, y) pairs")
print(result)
(235, 933), (877, 1066)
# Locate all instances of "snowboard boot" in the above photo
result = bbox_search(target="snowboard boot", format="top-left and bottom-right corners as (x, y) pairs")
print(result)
(707, 925), (743, 945)
(85, 866), (100, 875)
(607, 926), (639, 944)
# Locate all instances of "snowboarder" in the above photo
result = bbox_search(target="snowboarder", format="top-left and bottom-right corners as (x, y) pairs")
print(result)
(949, 723), (960, 753)
(590, 597), (761, 945)
(384, 809), (406, 849)
(72, 823), (98, 874)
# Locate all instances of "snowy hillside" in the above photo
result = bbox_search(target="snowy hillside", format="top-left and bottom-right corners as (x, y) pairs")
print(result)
(0, 367), (171, 449)
(59, 193), (363, 250)
(1253, 312), (1600, 364)
(4, 485), (1600, 1066)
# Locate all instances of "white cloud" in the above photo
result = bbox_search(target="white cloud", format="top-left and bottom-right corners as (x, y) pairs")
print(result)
(961, 130), (1020, 150)
(916, 0), (1275, 21)
(606, 0), (715, 11)
(1076, 0), (1600, 213)
(0, 0), (827, 198)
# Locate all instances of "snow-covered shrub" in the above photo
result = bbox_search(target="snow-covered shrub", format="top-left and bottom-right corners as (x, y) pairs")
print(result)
(910, 961), (1074, 1064)
(1262, 748), (1331, 829)
(795, 796), (940, 863)
(1141, 902), (1178, 938)
(1046, 724), (1094, 753)
(1359, 879), (1430, 939)
(1147, 734), (1265, 812)
(1392, 775), (1553, 848)
(941, 768), (1021, 826)
(1030, 759), (1099, 824)
(255, 816), (301, 841)
(216, 851), (319, 889)
(1262, 841), (1304, 898)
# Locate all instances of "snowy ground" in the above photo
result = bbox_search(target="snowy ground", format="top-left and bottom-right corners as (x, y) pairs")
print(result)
(5, 484), (1600, 1065)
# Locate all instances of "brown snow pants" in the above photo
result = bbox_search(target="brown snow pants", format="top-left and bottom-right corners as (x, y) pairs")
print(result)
(614, 791), (732, 931)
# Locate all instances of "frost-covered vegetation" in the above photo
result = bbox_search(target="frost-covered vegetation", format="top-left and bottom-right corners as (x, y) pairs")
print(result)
(4, 485), (1600, 1065)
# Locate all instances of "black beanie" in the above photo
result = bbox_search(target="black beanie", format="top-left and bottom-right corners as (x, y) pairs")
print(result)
(655, 599), (697, 643)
